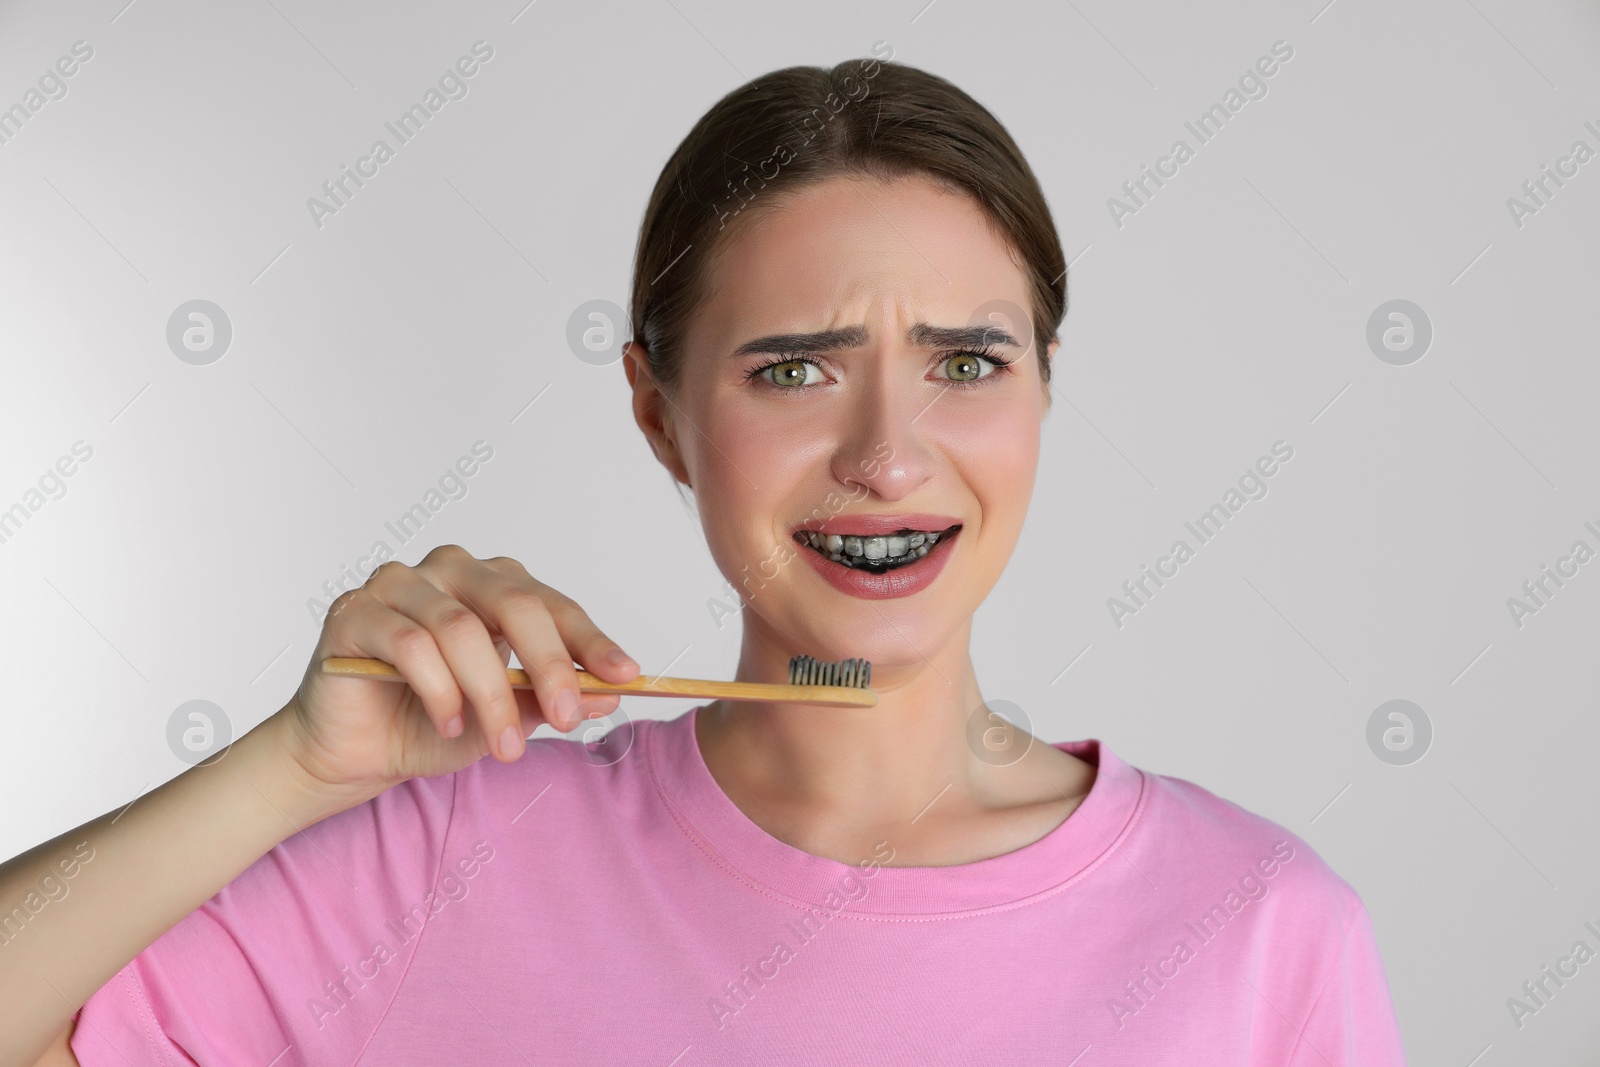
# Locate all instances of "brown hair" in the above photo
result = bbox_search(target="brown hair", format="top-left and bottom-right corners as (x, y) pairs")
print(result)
(628, 51), (1067, 398)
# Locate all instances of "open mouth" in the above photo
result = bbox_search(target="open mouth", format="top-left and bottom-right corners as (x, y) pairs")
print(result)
(792, 523), (962, 572)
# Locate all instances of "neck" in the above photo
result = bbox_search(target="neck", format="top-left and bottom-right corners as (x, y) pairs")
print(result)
(697, 616), (995, 824)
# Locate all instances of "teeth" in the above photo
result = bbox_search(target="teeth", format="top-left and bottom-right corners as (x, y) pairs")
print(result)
(795, 526), (954, 569)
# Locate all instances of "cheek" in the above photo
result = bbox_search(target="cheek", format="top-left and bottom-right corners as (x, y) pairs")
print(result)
(976, 432), (1039, 539)
(932, 393), (1041, 497)
(690, 379), (838, 499)
(681, 397), (807, 562)
(690, 399), (785, 505)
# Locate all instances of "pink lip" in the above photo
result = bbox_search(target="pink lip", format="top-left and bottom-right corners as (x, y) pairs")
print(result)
(794, 526), (960, 600)
(793, 513), (962, 536)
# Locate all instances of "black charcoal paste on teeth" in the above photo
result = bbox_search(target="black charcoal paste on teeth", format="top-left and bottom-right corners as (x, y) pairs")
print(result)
(803, 526), (955, 571)
(851, 557), (913, 572)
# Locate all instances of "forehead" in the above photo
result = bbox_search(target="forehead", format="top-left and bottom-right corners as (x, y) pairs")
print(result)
(691, 173), (1029, 353)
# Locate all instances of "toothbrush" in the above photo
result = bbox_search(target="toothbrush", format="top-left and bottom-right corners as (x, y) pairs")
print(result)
(318, 653), (877, 708)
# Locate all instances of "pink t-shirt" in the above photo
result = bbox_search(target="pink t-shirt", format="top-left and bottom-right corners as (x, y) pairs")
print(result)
(72, 707), (1407, 1065)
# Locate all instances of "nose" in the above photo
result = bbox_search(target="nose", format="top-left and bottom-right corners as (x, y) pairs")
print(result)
(828, 349), (938, 502)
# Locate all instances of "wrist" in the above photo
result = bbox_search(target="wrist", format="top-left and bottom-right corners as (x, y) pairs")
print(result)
(244, 707), (388, 826)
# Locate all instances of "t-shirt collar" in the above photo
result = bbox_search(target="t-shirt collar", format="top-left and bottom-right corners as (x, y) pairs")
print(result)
(646, 706), (1146, 918)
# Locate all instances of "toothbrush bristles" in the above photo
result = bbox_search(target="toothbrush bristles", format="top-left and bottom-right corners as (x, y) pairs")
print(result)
(787, 654), (872, 689)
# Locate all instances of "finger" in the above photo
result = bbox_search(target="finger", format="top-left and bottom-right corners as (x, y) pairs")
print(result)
(496, 607), (617, 727)
(332, 587), (464, 739)
(512, 688), (620, 728)
(481, 588), (582, 735)
(547, 596), (640, 684)
(377, 568), (529, 761)
(447, 563), (623, 733)
(576, 692), (622, 721)
(482, 557), (639, 684)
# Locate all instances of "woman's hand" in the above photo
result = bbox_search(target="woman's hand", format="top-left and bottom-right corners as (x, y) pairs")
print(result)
(274, 544), (639, 796)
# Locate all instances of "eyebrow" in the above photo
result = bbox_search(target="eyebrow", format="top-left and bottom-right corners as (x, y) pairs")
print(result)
(730, 322), (1022, 358)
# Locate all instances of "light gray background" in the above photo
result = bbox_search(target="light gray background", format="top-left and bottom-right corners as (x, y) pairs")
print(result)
(3, 0), (1598, 1061)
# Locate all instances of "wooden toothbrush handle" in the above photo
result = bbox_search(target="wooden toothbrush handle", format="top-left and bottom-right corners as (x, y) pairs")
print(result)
(318, 658), (877, 708)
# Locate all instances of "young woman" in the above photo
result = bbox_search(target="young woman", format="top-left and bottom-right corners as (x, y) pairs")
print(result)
(4, 56), (1407, 1065)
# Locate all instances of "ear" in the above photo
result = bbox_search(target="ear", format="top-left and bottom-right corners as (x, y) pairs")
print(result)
(624, 340), (693, 487)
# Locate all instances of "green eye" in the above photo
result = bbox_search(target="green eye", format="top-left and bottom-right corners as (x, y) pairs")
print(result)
(940, 352), (990, 382)
(757, 358), (824, 388)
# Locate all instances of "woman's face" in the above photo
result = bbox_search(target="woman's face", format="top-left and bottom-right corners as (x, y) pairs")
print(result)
(638, 172), (1056, 670)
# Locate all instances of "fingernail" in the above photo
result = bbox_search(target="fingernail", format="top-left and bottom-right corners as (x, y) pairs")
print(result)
(498, 725), (524, 759)
(606, 648), (635, 668)
(444, 713), (463, 737)
(552, 688), (579, 725)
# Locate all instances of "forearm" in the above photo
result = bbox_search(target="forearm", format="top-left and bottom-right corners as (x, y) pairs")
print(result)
(0, 708), (380, 1067)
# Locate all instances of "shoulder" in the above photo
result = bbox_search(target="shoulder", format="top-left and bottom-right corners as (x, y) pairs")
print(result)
(1097, 750), (1406, 1058)
(443, 712), (671, 827)
(1116, 751), (1369, 933)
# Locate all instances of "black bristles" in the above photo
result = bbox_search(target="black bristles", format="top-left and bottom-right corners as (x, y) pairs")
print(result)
(787, 654), (872, 689)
